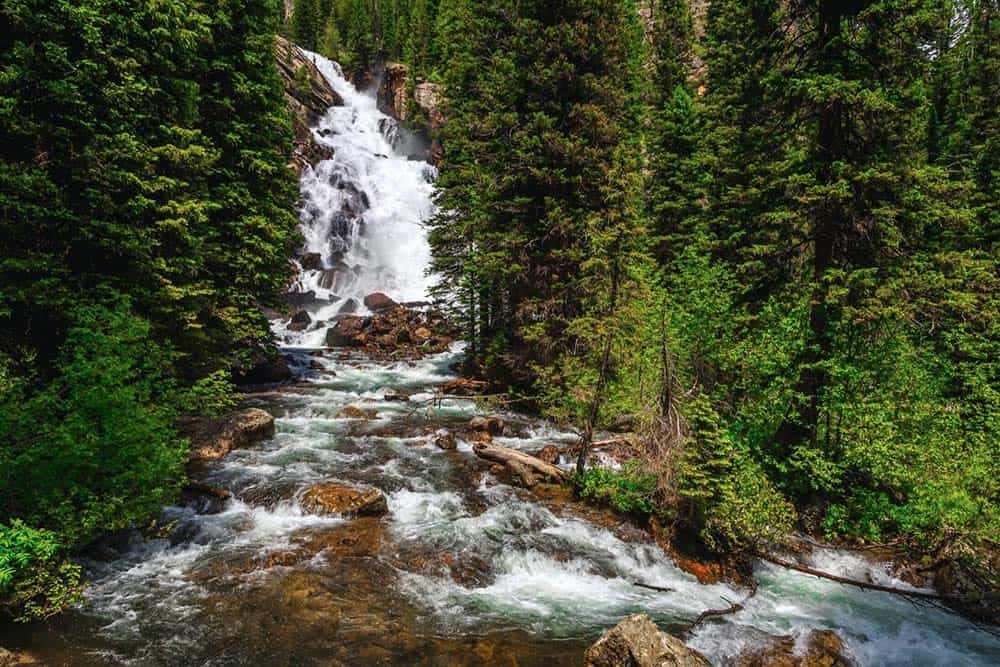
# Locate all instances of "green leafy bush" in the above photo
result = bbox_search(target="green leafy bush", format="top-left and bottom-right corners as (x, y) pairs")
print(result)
(0, 301), (187, 547)
(175, 370), (237, 418)
(0, 521), (82, 622)
(576, 462), (658, 516)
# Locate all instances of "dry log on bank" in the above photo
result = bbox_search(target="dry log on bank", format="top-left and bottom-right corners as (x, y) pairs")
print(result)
(472, 443), (569, 483)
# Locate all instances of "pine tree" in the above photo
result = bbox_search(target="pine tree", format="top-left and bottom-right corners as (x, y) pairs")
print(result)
(292, 0), (323, 51)
(430, 0), (651, 421)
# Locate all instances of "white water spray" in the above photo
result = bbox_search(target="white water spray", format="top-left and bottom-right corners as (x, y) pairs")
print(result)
(276, 51), (438, 347)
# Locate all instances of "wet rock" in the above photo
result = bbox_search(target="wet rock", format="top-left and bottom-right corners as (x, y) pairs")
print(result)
(180, 481), (233, 514)
(736, 630), (852, 667)
(338, 298), (360, 314)
(412, 326), (432, 344)
(318, 268), (346, 291)
(287, 309), (312, 332)
(235, 353), (293, 385)
(364, 292), (398, 313)
(282, 290), (325, 308)
(299, 252), (323, 270)
(467, 430), (493, 444)
(326, 315), (369, 347)
(180, 408), (276, 462)
(506, 460), (539, 488)
(536, 445), (561, 464)
(434, 430), (457, 450)
(383, 388), (410, 402)
(438, 378), (487, 396)
(301, 482), (388, 517)
(584, 613), (710, 667)
(469, 415), (504, 435)
(337, 405), (377, 420)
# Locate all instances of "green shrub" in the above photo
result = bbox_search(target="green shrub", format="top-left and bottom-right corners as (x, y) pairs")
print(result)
(0, 521), (82, 621)
(576, 461), (658, 516)
(174, 370), (237, 417)
(679, 395), (795, 551)
(0, 300), (187, 546)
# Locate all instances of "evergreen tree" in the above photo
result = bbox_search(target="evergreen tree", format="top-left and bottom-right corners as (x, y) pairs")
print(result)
(292, 0), (323, 51)
(430, 0), (650, 422)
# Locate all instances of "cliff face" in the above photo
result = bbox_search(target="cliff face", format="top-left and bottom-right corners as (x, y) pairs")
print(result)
(274, 36), (343, 174)
(374, 62), (445, 163)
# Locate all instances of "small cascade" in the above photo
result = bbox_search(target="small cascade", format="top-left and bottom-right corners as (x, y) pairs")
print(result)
(276, 52), (438, 348)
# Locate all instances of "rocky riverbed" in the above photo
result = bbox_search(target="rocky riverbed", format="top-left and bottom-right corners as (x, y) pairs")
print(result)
(1, 345), (997, 665)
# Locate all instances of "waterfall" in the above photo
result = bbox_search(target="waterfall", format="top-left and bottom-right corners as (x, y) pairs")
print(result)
(275, 52), (438, 348)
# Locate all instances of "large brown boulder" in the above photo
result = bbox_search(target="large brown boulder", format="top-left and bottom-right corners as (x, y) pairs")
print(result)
(364, 292), (398, 313)
(300, 482), (388, 517)
(736, 630), (852, 667)
(470, 415), (504, 435)
(179, 408), (275, 462)
(326, 315), (369, 347)
(584, 614), (711, 667)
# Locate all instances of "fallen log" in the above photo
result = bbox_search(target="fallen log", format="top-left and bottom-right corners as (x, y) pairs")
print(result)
(756, 552), (953, 601)
(472, 442), (568, 482)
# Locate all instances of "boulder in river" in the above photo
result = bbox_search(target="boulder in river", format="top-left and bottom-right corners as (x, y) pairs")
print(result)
(337, 405), (377, 420)
(300, 482), (388, 517)
(584, 613), (710, 667)
(0, 647), (40, 666)
(470, 415), (504, 435)
(736, 629), (852, 667)
(433, 430), (457, 450)
(287, 309), (312, 331)
(383, 388), (410, 402)
(179, 408), (275, 462)
(299, 252), (323, 271)
(364, 292), (398, 313)
(327, 315), (369, 347)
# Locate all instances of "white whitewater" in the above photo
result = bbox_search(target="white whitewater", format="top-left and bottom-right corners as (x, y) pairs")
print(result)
(40, 57), (998, 667)
(275, 50), (438, 348)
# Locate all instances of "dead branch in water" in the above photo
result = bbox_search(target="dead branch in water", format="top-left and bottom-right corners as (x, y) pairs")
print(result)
(680, 578), (758, 637)
(633, 582), (674, 593)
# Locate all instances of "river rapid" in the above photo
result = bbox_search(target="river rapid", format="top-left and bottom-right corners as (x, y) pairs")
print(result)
(2, 53), (997, 667)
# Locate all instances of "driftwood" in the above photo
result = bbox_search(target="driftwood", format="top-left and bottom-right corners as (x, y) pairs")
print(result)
(472, 442), (568, 482)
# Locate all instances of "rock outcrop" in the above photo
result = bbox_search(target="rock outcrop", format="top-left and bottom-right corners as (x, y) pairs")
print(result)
(179, 408), (275, 462)
(736, 630), (853, 667)
(300, 482), (388, 517)
(274, 36), (342, 174)
(584, 614), (711, 667)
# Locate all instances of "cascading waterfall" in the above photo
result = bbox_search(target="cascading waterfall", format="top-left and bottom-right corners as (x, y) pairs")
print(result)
(8, 54), (997, 667)
(275, 51), (438, 348)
